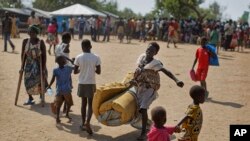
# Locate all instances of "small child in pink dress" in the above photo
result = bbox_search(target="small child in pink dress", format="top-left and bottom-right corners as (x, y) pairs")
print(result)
(147, 106), (180, 141)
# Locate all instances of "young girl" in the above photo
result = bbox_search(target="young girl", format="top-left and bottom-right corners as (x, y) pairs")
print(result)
(131, 42), (184, 140)
(47, 56), (74, 123)
(147, 106), (179, 141)
(46, 18), (58, 55)
(230, 31), (238, 51)
(74, 39), (101, 134)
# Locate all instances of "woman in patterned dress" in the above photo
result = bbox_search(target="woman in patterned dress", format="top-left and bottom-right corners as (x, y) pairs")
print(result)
(20, 25), (47, 105)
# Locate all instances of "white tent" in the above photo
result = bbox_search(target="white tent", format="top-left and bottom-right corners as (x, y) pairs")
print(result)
(50, 3), (106, 17)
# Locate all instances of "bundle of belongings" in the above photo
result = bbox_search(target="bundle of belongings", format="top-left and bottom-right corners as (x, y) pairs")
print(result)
(93, 72), (152, 129)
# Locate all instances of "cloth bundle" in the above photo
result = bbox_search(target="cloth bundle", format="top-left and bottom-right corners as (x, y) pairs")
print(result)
(93, 72), (138, 126)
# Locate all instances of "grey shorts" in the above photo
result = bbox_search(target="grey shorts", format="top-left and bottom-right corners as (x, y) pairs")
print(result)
(135, 86), (157, 109)
(77, 84), (96, 98)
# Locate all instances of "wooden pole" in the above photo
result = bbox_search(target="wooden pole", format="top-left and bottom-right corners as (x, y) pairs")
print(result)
(39, 55), (45, 107)
(14, 53), (26, 105)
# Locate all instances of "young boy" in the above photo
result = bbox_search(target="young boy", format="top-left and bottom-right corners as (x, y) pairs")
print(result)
(177, 85), (205, 141)
(191, 37), (213, 98)
(74, 39), (101, 135)
(55, 32), (74, 113)
(132, 42), (184, 140)
(47, 56), (74, 123)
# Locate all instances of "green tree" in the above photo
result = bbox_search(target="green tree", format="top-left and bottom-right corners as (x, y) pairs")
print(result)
(101, 0), (119, 15)
(118, 7), (137, 19)
(155, 0), (206, 20)
(209, 1), (222, 19)
(0, 0), (23, 8)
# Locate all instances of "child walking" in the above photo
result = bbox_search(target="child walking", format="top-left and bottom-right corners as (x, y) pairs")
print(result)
(55, 32), (74, 113)
(177, 85), (205, 141)
(147, 106), (180, 141)
(47, 56), (74, 123)
(191, 37), (214, 98)
(131, 42), (184, 140)
(74, 39), (101, 135)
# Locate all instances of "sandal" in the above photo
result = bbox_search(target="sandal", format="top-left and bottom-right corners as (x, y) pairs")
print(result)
(23, 100), (35, 105)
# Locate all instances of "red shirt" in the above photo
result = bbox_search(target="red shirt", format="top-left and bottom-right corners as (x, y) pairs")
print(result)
(196, 47), (209, 69)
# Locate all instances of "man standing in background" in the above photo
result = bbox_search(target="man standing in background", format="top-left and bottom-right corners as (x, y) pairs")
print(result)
(2, 11), (15, 52)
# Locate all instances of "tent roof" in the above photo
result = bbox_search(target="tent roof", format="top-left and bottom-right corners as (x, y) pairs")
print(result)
(102, 11), (119, 19)
(50, 3), (106, 17)
(0, 8), (30, 16)
(25, 7), (51, 18)
(0, 7), (51, 18)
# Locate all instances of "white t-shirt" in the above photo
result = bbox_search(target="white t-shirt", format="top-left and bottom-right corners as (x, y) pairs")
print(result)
(55, 43), (72, 66)
(74, 52), (101, 84)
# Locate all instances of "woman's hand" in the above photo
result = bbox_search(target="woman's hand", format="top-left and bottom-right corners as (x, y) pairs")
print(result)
(176, 80), (184, 88)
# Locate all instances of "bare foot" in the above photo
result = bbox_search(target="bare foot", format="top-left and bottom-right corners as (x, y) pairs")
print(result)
(56, 118), (61, 124)
(85, 124), (93, 135)
(137, 133), (147, 140)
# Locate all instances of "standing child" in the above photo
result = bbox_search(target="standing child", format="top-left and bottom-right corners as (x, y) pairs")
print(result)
(47, 56), (74, 123)
(46, 18), (58, 55)
(55, 32), (74, 113)
(209, 25), (219, 54)
(177, 85), (205, 141)
(74, 39), (101, 135)
(132, 42), (184, 140)
(147, 106), (180, 141)
(191, 37), (213, 98)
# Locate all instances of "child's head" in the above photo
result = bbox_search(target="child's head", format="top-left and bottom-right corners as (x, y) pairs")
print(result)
(151, 106), (167, 128)
(56, 56), (66, 67)
(200, 37), (208, 47)
(81, 39), (92, 52)
(62, 32), (71, 44)
(146, 42), (160, 58)
(189, 85), (205, 104)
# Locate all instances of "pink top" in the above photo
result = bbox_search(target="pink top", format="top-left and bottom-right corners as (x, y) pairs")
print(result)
(47, 24), (56, 33)
(147, 125), (175, 141)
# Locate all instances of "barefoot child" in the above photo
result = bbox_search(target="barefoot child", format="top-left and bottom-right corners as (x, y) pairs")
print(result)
(177, 85), (205, 141)
(74, 39), (101, 135)
(147, 106), (180, 141)
(55, 32), (74, 113)
(132, 42), (184, 140)
(47, 56), (74, 123)
(191, 37), (214, 98)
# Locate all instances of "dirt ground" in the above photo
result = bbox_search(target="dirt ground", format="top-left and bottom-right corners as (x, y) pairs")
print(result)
(0, 34), (250, 141)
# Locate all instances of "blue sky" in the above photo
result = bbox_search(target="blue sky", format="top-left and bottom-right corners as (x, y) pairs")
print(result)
(115, 0), (249, 20)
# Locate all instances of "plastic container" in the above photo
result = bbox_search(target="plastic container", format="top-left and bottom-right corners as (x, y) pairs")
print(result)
(46, 88), (54, 96)
(189, 70), (197, 82)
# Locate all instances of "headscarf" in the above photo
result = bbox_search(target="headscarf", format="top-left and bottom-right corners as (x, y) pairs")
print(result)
(28, 24), (40, 34)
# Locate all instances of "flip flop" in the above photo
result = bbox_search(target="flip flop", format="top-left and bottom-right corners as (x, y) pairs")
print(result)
(23, 100), (35, 105)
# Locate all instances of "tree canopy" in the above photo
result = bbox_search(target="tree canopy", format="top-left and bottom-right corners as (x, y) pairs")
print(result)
(0, 0), (23, 8)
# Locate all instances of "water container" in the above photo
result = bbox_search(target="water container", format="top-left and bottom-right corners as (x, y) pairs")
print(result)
(46, 88), (54, 96)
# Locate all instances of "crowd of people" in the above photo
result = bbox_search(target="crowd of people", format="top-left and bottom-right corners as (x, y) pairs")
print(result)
(2, 10), (250, 53)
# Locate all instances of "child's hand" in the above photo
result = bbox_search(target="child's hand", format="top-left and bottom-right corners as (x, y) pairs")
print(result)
(71, 58), (75, 63)
(176, 80), (184, 88)
(19, 69), (24, 74)
(174, 126), (181, 133)
(46, 86), (51, 90)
